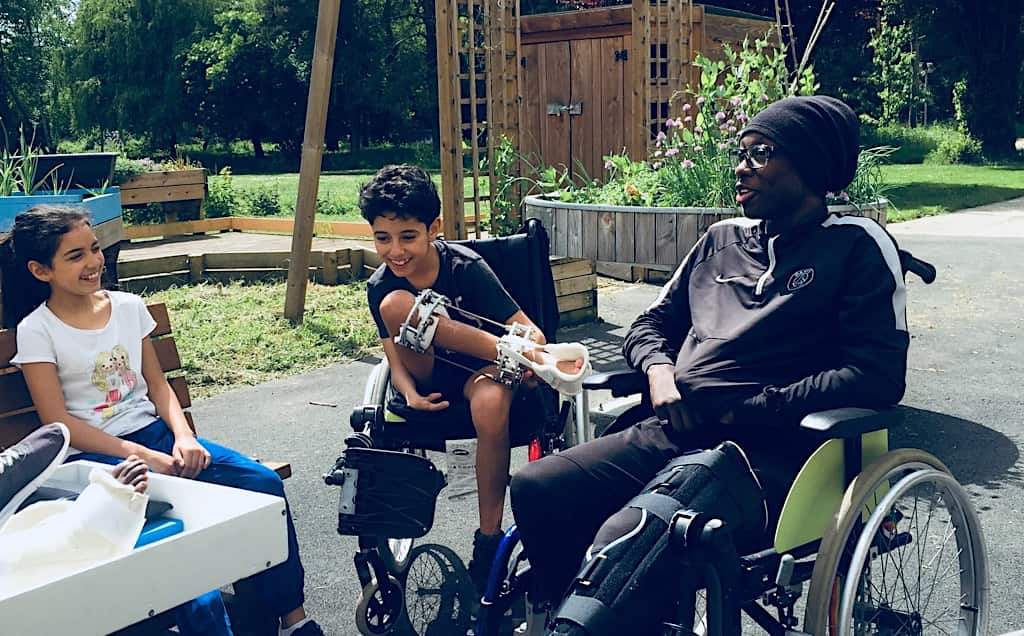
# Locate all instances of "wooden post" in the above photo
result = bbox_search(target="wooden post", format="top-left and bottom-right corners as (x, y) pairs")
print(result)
(284, 0), (341, 323)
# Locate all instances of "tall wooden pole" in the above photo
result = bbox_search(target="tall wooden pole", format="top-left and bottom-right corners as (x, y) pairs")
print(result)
(284, 0), (341, 323)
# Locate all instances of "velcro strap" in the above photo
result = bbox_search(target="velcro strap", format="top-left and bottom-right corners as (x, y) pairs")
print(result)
(554, 594), (619, 635)
(629, 492), (683, 525)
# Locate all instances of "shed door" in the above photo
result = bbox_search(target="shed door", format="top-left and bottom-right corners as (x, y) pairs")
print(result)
(520, 36), (631, 183)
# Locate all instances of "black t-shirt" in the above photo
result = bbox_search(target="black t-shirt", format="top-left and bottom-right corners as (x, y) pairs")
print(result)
(366, 240), (521, 340)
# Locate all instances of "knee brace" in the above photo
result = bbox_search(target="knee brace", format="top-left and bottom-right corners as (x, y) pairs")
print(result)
(548, 442), (767, 636)
(395, 289), (450, 353)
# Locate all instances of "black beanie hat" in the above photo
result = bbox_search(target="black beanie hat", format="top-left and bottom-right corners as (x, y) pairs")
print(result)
(739, 95), (860, 195)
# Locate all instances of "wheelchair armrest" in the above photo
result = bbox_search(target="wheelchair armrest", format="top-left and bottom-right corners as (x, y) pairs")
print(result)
(798, 406), (903, 439)
(582, 369), (646, 397)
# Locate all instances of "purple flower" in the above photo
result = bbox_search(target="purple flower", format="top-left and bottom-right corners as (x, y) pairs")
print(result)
(693, 145), (702, 153)
(656, 131), (667, 141)
(840, 191), (850, 201)
(726, 119), (734, 126)
(604, 160), (615, 170)
(697, 96), (706, 105)
(718, 143), (728, 150)
(730, 96), (743, 106)
(682, 159), (695, 169)
(728, 125), (737, 132)
(694, 126), (703, 134)
(665, 148), (679, 157)
(682, 103), (692, 112)
(715, 112), (727, 122)
(737, 114), (748, 122)
(761, 93), (770, 101)
(665, 118), (679, 128)
(683, 116), (692, 123)
(654, 150), (663, 157)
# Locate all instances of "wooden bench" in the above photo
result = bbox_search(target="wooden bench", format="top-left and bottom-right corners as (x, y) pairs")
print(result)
(0, 302), (291, 480)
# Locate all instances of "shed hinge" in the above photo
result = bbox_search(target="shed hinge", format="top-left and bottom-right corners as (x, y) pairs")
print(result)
(614, 49), (628, 62)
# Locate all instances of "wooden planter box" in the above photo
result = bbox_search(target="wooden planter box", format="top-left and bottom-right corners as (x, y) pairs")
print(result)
(552, 256), (597, 326)
(525, 195), (889, 280)
(119, 169), (208, 222)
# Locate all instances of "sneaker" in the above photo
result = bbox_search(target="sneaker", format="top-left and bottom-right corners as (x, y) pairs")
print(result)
(468, 528), (504, 598)
(280, 618), (324, 636)
(0, 423), (70, 528)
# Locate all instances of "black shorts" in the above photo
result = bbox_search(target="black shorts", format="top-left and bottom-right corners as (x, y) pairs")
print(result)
(419, 348), (492, 400)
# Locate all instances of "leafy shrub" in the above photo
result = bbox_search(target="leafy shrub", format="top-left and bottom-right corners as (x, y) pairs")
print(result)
(860, 124), (945, 163)
(205, 167), (242, 218)
(315, 193), (358, 217)
(121, 204), (164, 225)
(244, 184), (282, 216)
(925, 132), (985, 165)
(112, 156), (149, 185)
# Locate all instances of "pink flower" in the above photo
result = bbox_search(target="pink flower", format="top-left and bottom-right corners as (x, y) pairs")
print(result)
(715, 112), (727, 122)
(693, 145), (702, 152)
(697, 96), (706, 105)
(761, 93), (770, 101)
(665, 118), (679, 128)
(682, 160), (695, 169)
(728, 125), (737, 132)
(656, 131), (667, 141)
(654, 150), (663, 157)
(730, 96), (743, 106)
(665, 148), (679, 157)
(694, 126), (703, 134)
(604, 160), (615, 170)
(726, 119), (734, 126)
(683, 116), (692, 123)
(682, 103), (692, 112)
(840, 191), (850, 201)
(718, 143), (728, 150)
(737, 114), (748, 122)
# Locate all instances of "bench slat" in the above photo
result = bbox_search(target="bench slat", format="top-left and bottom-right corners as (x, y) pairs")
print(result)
(152, 337), (182, 374)
(0, 330), (16, 367)
(148, 303), (172, 338)
(0, 371), (32, 415)
(169, 375), (191, 410)
(0, 411), (43, 449)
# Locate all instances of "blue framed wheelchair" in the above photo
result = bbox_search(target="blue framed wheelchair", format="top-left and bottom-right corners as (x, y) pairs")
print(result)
(326, 219), (589, 635)
(474, 250), (990, 636)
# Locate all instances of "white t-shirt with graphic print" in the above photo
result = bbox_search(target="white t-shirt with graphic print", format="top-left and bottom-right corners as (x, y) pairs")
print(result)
(12, 291), (159, 446)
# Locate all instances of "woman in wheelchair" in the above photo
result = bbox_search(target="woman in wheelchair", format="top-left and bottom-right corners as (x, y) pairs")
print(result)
(509, 96), (953, 635)
(359, 165), (585, 595)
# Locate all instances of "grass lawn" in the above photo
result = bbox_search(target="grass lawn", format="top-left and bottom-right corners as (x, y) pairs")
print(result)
(881, 163), (1024, 222)
(143, 280), (378, 399)
(224, 171), (490, 222)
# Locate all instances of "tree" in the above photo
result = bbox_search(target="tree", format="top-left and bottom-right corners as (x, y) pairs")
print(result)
(868, 0), (929, 126)
(184, 1), (306, 157)
(66, 0), (212, 151)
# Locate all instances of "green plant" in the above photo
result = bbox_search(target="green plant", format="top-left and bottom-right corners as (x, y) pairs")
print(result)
(867, 1), (928, 126)
(205, 167), (242, 218)
(925, 132), (985, 165)
(833, 146), (897, 208)
(113, 156), (149, 184)
(244, 184), (282, 216)
(122, 203), (165, 225)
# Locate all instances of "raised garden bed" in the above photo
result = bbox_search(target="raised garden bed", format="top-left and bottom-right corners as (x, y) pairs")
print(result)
(119, 168), (208, 222)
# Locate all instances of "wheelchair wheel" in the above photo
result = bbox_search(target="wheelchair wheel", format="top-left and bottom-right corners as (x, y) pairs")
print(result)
(356, 574), (406, 635)
(402, 544), (474, 635)
(804, 449), (989, 635)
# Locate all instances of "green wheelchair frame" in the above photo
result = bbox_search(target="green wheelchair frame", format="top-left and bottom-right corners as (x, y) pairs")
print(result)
(555, 373), (990, 635)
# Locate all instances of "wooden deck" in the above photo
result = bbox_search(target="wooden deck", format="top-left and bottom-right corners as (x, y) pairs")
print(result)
(119, 231), (373, 263)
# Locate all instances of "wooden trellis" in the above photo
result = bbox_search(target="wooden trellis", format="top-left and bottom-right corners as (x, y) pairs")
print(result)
(436, 0), (520, 240)
(633, 0), (695, 148)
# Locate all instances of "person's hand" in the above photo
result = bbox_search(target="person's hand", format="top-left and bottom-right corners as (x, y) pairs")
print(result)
(113, 455), (150, 494)
(173, 435), (211, 479)
(407, 392), (450, 411)
(647, 364), (701, 435)
(138, 447), (183, 477)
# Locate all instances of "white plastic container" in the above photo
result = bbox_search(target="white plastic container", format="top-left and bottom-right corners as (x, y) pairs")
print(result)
(0, 460), (288, 634)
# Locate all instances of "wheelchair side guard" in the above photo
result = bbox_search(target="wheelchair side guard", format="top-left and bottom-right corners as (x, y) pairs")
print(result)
(773, 428), (889, 553)
(581, 369), (645, 398)
(799, 406), (903, 439)
(326, 447), (445, 539)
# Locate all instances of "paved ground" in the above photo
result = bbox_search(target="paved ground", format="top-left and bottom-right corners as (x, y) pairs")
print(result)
(188, 196), (1024, 635)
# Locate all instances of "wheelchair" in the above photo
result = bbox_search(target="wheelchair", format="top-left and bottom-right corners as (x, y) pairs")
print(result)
(475, 250), (991, 635)
(326, 219), (589, 635)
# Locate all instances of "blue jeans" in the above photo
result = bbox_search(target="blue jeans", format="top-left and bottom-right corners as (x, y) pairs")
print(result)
(71, 419), (306, 635)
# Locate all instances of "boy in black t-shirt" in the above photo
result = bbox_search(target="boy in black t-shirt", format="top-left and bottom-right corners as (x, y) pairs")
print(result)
(359, 165), (581, 593)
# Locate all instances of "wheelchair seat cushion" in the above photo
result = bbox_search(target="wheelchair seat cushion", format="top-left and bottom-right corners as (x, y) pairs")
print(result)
(384, 383), (559, 447)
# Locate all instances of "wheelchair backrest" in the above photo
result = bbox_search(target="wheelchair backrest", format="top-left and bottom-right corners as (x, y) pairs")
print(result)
(452, 218), (560, 342)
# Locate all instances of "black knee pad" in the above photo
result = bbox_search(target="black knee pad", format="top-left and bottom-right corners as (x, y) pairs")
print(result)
(548, 442), (767, 636)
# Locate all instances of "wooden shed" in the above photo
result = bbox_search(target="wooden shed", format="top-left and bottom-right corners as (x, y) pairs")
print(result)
(518, 2), (776, 182)
(432, 0), (774, 240)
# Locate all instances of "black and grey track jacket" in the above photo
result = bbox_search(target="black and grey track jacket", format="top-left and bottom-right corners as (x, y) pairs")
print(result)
(623, 210), (910, 426)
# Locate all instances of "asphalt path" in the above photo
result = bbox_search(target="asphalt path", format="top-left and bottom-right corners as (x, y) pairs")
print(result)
(191, 197), (1024, 635)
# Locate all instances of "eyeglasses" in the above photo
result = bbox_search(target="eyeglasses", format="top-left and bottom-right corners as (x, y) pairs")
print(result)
(728, 144), (775, 170)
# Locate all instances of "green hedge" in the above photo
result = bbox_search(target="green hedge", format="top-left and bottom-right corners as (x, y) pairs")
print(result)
(861, 123), (985, 165)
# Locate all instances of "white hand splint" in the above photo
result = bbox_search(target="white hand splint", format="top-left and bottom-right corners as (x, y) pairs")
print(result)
(497, 324), (592, 399)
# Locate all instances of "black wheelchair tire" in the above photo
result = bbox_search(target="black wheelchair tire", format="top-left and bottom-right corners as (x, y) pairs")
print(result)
(355, 574), (406, 636)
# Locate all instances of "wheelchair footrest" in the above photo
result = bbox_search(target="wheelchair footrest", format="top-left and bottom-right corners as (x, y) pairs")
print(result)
(329, 447), (445, 539)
